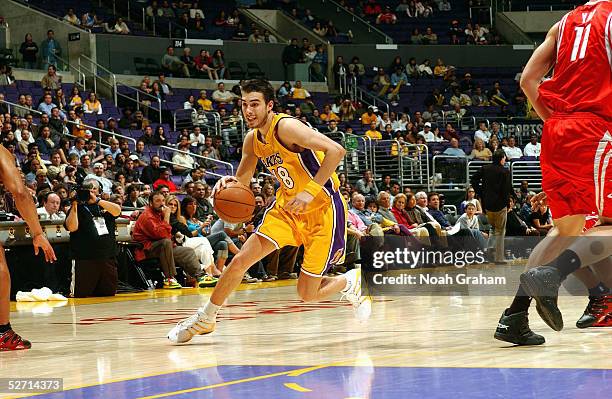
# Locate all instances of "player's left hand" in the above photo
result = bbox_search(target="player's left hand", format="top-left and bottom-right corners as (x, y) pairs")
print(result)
(33, 234), (57, 263)
(285, 191), (314, 214)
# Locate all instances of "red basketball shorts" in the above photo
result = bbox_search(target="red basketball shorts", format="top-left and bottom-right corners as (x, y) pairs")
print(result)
(541, 112), (612, 219)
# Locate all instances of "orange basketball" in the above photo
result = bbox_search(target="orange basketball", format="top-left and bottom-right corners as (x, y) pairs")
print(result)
(213, 181), (256, 224)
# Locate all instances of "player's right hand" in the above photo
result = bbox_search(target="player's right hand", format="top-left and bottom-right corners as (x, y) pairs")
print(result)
(33, 234), (57, 263)
(213, 176), (239, 196)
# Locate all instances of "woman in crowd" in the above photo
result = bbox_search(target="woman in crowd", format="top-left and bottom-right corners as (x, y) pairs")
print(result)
(391, 193), (431, 243)
(180, 196), (240, 277)
(459, 186), (483, 214)
(469, 137), (492, 161)
(54, 88), (67, 112)
(165, 195), (218, 287)
(153, 125), (169, 146)
(212, 50), (226, 80)
(69, 86), (83, 109)
(84, 92), (102, 114)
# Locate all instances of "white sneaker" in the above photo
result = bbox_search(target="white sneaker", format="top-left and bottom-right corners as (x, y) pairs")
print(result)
(341, 268), (372, 322)
(167, 310), (216, 344)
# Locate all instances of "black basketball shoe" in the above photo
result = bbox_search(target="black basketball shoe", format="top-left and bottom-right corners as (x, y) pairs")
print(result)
(520, 266), (564, 331)
(494, 310), (545, 346)
(576, 295), (609, 328)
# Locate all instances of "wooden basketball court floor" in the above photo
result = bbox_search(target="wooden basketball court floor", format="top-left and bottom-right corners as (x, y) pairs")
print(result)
(1, 278), (610, 399)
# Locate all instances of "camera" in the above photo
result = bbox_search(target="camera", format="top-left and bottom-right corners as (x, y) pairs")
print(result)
(75, 182), (95, 203)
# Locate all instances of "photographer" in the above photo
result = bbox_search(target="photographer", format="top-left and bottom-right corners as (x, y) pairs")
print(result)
(65, 179), (122, 298)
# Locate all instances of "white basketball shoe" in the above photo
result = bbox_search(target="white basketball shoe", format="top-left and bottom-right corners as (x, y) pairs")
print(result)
(341, 268), (372, 321)
(167, 309), (216, 344)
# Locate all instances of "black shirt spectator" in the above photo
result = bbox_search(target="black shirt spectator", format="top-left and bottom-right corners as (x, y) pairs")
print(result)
(282, 38), (302, 68)
(19, 34), (39, 68)
(141, 156), (162, 184)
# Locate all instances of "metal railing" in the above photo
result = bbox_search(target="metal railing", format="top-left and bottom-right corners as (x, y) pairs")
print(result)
(76, 54), (117, 106)
(65, 120), (137, 148)
(174, 109), (220, 135)
(510, 160), (542, 190)
(324, 0), (393, 44)
(399, 144), (430, 190)
(355, 86), (390, 116)
(116, 82), (162, 124)
(157, 145), (234, 177)
(431, 155), (470, 190)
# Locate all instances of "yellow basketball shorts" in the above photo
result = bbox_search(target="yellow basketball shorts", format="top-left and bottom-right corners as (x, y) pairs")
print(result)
(255, 192), (347, 277)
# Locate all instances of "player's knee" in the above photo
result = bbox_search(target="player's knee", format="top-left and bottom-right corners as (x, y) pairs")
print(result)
(226, 253), (251, 275)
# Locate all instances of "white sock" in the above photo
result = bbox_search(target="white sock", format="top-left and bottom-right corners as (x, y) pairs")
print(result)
(201, 300), (221, 319)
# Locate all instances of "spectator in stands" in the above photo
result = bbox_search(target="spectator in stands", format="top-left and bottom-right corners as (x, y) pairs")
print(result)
(450, 88), (472, 107)
(422, 27), (438, 44)
(263, 30), (278, 43)
(192, 182), (213, 220)
(523, 134), (541, 157)
(474, 121), (491, 143)
(469, 138), (492, 161)
(104, 138), (121, 159)
(364, 121), (382, 140)
(132, 191), (191, 289)
(212, 50), (226, 79)
(124, 185), (147, 208)
(471, 86), (489, 106)
(19, 33), (38, 69)
(455, 203), (488, 248)
(153, 125), (169, 146)
(35, 126), (55, 156)
(348, 56), (365, 84)
(502, 136), (522, 160)
(406, 57), (420, 78)
(41, 65), (61, 91)
(372, 67), (391, 97)
(141, 155), (162, 184)
(113, 17), (130, 35)
(194, 50), (218, 80)
(507, 197), (539, 237)
(487, 81), (508, 106)
(83, 93), (102, 115)
(162, 47), (190, 78)
(426, 192), (452, 230)
(63, 8), (79, 25)
(446, 103), (467, 123)
(443, 138), (467, 157)
(530, 202), (553, 236)
(153, 167), (177, 192)
(355, 169), (379, 198)
(282, 38), (302, 79)
(36, 191), (64, 220)
(172, 143), (195, 175)
(139, 126), (155, 146)
(212, 82), (237, 105)
(41, 30), (62, 70)
(391, 193), (430, 240)
(410, 28), (423, 44)
(85, 163), (113, 194)
(460, 186), (483, 215)
(196, 90), (213, 111)
(376, 6), (397, 24)
(288, 81), (310, 100)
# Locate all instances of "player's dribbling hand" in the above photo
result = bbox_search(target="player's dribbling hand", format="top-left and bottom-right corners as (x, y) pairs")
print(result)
(213, 176), (238, 196)
(33, 234), (57, 263)
(285, 191), (314, 214)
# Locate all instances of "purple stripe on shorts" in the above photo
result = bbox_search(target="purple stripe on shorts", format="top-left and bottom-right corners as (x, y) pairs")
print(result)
(324, 191), (347, 274)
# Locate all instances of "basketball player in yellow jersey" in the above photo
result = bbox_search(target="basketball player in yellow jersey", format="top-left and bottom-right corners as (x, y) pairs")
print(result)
(168, 80), (371, 344)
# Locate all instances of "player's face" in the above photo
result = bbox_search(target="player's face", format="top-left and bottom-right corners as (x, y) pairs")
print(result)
(241, 92), (272, 129)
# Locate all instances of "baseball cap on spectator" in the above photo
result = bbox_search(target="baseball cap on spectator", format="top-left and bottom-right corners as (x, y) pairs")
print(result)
(93, 162), (104, 169)
(129, 154), (139, 161)
(424, 122), (432, 127)
(465, 73), (472, 78)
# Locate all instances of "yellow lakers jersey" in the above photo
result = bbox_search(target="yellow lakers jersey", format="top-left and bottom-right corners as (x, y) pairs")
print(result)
(252, 113), (340, 211)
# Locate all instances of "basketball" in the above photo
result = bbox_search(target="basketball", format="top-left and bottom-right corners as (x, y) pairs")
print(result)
(213, 181), (256, 224)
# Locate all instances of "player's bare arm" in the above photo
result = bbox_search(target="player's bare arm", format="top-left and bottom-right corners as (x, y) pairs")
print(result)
(0, 145), (56, 262)
(520, 22), (559, 121)
(277, 118), (346, 213)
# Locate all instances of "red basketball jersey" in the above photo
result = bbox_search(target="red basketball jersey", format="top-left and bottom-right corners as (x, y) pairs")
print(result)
(538, 0), (612, 119)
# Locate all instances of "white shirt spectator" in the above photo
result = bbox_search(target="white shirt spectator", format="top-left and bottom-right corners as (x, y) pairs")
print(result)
(189, 132), (206, 147)
(37, 207), (65, 221)
(474, 129), (491, 143)
(85, 173), (113, 194)
(172, 151), (195, 169)
(523, 142), (541, 157)
(503, 145), (523, 160)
